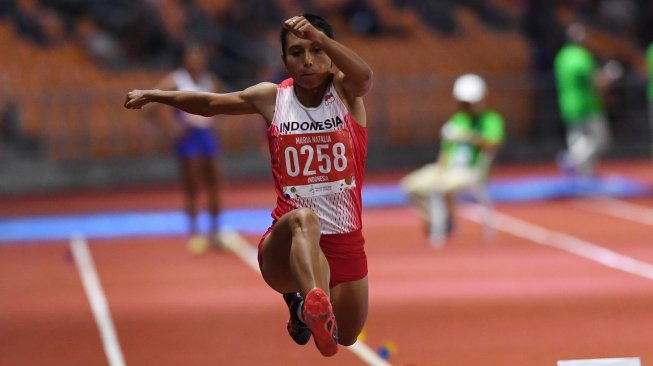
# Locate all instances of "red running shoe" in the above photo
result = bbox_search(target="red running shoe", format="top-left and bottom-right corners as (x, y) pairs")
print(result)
(302, 288), (339, 357)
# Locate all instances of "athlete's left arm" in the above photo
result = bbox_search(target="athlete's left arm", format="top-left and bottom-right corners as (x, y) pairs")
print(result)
(322, 39), (373, 127)
(322, 36), (373, 99)
(321, 37), (372, 126)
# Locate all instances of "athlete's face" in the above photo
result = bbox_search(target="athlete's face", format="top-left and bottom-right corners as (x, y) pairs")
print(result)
(283, 32), (332, 89)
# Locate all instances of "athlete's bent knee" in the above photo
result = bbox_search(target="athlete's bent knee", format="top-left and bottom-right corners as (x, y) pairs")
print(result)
(288, 208), (320, 232)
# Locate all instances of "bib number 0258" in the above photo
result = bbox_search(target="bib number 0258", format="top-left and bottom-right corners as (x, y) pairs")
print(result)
(284, 142), (347, 177)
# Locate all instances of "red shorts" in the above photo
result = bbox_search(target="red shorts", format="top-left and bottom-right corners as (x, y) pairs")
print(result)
(258, 225), (367, 288)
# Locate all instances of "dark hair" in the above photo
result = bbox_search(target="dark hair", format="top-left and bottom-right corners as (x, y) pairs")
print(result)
(280, 13), (334, 58)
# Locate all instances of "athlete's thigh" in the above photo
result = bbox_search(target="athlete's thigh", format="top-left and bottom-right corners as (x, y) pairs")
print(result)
(259, 216), (298, 293)
(330, 276), (368, 345)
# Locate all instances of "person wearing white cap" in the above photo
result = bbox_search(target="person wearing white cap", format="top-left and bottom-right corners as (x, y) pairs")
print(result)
(645, 39), (653, 158)
(399, 73), (505, 243)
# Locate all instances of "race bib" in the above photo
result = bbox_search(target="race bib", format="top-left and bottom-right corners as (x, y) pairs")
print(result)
(279, 130), (356, 198)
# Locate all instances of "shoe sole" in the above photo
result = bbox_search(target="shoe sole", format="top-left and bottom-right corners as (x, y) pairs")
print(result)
(303, 288), (338, 357)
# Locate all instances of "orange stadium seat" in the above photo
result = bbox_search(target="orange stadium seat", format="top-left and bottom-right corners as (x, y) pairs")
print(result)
(1, 0), (534, 162)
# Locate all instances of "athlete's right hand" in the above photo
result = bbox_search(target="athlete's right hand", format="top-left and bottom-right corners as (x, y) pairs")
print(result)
(124, 89), (151, 109)
(284, 16), (322, 43)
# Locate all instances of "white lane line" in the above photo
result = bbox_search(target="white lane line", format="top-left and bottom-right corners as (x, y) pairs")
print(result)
(219, 229), (261, 272)
(459, 205), (653, 281)
(70, 234), (126, 366)
(219, 229), (392, 366)
(574, 197), (653, 227)
(347, 342), (393, 366)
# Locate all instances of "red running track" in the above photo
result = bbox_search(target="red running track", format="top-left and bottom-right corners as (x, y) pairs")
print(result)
(1, 160), (653, 366)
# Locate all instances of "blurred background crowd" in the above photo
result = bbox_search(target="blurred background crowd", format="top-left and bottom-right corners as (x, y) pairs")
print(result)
(1, 0), (652, 193)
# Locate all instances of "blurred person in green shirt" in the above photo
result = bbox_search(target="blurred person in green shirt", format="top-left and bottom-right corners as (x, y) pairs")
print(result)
(400, 74), (505, 243)
(554, 23), (619, 178)
(647, 41), (653, 157)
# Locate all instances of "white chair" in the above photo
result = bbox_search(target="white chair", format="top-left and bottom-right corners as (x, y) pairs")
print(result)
(427, 151), (496, 246)
(466, 151), (496, 241)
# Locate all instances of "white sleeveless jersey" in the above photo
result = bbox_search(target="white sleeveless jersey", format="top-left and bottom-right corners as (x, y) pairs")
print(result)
(172, 68), (215, 128)
(268, 78), (368, 234)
